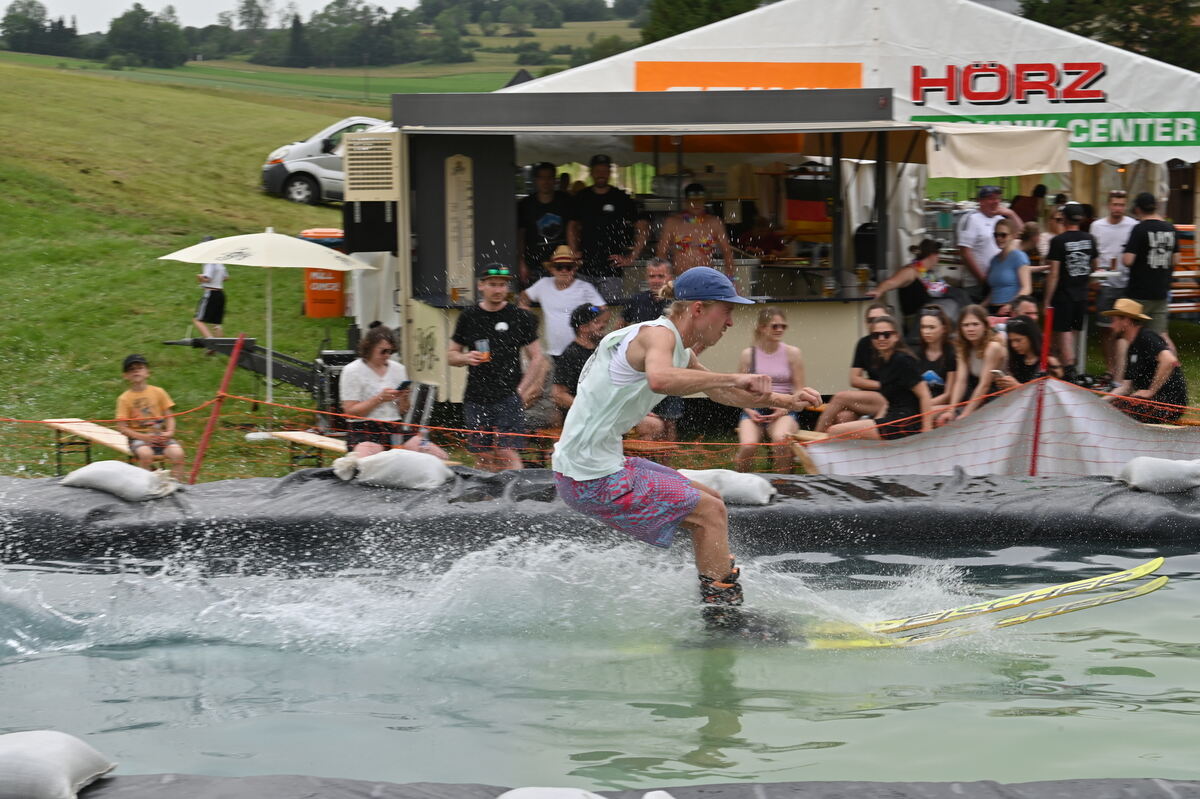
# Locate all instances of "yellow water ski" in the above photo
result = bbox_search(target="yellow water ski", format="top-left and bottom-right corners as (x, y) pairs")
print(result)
(862, 557), (1163, 634)
(806, 575), (1169, 650)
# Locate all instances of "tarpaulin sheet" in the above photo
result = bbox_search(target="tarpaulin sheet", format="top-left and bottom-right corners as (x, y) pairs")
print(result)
(79, 776), (1200, 799)
(3, 468), (1200, 568)
(806, 380), (1200, 478)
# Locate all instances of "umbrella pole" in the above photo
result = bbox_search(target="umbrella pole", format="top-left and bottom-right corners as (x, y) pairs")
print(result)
(266, 269), (274, 406)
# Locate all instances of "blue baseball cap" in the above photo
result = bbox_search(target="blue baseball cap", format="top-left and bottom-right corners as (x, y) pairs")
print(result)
(674, 266), (755, 305)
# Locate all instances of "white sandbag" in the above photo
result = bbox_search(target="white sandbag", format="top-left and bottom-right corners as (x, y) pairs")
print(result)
(496, 789), (608, 799)
(332, 448), (452, 490)
(1118, 456), (1200, 494)
(59, 460), (177, 502)
(0, 730), (116, 799)
(678, 468), (777, 505)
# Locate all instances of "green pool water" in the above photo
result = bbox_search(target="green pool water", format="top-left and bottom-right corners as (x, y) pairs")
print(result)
(1, 541), (1196, 788)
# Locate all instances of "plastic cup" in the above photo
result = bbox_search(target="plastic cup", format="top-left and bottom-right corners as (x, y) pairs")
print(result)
(475, 339), (491, 363)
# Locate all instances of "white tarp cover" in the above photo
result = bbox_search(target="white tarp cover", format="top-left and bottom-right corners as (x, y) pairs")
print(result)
(503, 0), (1200, 165)
(805, 380), (1200, 478)
(924, 122), (1068, 179)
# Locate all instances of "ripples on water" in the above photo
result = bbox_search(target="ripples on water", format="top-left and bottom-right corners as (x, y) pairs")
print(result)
(0, 536), (1197, 786)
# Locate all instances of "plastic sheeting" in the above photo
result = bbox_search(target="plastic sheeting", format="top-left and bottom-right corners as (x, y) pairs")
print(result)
(4, 468), (1200, 568)
(806, 380), (1200, 478)
(78, 776), (1200, 799)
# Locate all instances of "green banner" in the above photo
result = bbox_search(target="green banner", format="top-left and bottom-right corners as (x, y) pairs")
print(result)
(911, 111), (1200, 148)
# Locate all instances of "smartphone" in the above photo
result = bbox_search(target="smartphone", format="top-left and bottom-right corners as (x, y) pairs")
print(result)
(990, 370), (1006, 378)
(397, 380), (412, 391)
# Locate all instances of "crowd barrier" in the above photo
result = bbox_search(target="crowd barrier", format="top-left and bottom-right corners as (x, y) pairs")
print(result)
(1, 376), (1197, 484)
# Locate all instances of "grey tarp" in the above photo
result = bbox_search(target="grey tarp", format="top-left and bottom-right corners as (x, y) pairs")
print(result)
(3, 469), (1200, 568)
(79, 776), (1200, 799)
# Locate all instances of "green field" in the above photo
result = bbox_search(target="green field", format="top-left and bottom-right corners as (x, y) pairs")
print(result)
(0, 20), (640, 104)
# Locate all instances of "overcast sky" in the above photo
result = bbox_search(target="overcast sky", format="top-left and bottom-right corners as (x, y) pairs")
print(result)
(44, 0), (415, 34)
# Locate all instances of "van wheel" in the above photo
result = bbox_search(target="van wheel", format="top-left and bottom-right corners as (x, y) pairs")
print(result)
(283, 174), (319, 204)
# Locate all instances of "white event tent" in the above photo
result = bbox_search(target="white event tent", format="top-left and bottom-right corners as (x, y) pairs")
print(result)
(503, 0), (1200, 224)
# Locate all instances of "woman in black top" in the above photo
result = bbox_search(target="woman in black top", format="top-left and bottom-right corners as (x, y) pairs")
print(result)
(914, 306), (960, 425)
(826, 316), (933, 441)
(995, 316), (1061, 388)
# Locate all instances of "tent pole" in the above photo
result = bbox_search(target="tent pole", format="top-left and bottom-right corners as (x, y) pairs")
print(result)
(874, 132), (889, 279)
(831, 133), (844, 274)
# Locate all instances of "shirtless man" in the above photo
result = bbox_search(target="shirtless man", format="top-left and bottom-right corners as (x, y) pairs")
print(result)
(657, 183), (736, 278)
(552, 267), (820, 627)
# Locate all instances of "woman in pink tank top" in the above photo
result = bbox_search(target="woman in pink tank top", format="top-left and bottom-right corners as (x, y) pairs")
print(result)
(734, 307), (806, 473)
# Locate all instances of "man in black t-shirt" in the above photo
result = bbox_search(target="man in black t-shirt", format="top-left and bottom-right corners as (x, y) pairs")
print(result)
(552, 304), (607, 410)
(1043, 203), (1098, 379)
(1123, 191), (1180, 352)
(449, 264), (545, 471)
(567, 154), (650, 304)
(1102, 298), (1187, 423)
(621, 258), (671, 325)
(517, 162), (572, 287)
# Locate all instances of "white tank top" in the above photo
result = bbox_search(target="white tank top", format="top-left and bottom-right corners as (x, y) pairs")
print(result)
(552, 317), (691, 481)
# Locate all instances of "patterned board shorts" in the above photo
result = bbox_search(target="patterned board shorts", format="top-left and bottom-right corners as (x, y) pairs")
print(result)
(554, 457), (702, 548)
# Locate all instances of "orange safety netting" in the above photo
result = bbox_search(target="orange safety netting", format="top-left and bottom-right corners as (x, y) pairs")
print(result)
(1, 378), (1195, 482)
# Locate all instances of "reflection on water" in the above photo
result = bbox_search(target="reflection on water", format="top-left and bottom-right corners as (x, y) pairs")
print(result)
(0, 541), (1197, 786)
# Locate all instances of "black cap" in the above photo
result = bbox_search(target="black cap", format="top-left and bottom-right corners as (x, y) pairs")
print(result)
(589, 154), (612, 167)
(684, 182), (707, 197)
(478, 263), (514, 280)
(122, 354), (148, 371)
(1134, 191), (1157, 212)
(977, 185), (1002, 199)
(1061, 203), (1086, 223)
(570, 303), (605, 331)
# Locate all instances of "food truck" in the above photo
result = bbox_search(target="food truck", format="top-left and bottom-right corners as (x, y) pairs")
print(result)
(339, 87), (1065, 400)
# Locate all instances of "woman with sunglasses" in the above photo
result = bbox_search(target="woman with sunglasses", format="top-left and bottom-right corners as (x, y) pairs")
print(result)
(985, 218), (1033, 316)
(734, 307), (805, 472)
(338, 322), (449, 459)
(948, 305), (1006, 420)
(825, 316), (932, 440)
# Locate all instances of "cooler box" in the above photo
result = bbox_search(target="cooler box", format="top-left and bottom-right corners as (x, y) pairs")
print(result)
(299, 228), (346, 318)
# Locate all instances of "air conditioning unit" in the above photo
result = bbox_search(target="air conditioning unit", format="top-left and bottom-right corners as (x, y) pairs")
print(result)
(344, 130), (402, 201)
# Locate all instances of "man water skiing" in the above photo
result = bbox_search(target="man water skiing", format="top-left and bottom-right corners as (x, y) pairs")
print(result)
(552, 267), (821, 626)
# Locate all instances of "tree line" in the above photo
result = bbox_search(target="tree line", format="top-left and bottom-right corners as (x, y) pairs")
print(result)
(7, 0), (1197, 74)
(0, 0), (653, 69)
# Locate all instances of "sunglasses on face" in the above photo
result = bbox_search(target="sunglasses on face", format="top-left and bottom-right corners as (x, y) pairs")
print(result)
(870, 330), (896, 340)
(378, 347), (395, 355)
(1052, 217), (1064, 222)
(769, 323), (788, 330)
(994, 232), (1009, 238)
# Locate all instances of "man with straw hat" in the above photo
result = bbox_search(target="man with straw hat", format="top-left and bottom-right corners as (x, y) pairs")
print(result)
(1103, 298), (1187, 423)
(519, 245), (606, 358)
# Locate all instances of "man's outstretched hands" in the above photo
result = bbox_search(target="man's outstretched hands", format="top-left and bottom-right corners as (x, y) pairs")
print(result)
(788, 386), (823, 411)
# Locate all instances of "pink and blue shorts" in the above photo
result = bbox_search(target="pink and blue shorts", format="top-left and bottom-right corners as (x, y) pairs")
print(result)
(554, 457), (702, 548)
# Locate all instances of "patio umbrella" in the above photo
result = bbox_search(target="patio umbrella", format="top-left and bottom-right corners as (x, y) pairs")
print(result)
(160, 227), (376, 403)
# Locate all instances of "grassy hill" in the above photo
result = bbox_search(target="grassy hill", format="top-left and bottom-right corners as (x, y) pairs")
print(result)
(0, 58), (365, 430)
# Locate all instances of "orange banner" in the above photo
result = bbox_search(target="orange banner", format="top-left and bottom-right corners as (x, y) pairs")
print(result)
(634, 61), (862, 92)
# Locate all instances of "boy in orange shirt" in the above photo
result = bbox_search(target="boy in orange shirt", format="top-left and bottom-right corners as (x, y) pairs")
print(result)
(115, 354), (186, 480)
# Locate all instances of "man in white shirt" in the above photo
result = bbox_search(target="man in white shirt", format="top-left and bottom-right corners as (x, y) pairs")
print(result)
(520, 245), (606, 357)
(957, 186), (1023, 303)
(1090, 189), (1138, 380)
(193, 241), (229, 339)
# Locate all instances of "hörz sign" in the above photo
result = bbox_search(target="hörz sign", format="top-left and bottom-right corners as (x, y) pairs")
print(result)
(911, 62), (1106, 105)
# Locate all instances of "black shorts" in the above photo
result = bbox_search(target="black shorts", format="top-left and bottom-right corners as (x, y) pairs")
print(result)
(1051, 298), (1086, 332)
(195, 289), (226, 324)
(463, 394), (528, 452)
(875, 410), (922, 440)
(345, 419), (408, 449)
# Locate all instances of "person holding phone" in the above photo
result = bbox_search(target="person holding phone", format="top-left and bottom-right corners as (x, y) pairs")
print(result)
(339, 322), (449, 459)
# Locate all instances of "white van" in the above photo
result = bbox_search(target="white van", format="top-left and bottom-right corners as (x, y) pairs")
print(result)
(261, 116), (387, 204)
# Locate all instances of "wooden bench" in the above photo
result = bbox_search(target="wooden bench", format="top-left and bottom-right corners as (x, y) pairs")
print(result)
(269, 430), (347, 469)
(43, 417), (166, 475)
(267, 430), (461, 469)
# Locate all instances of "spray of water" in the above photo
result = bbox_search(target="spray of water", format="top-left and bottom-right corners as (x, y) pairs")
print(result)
(0, 538), (980, 661)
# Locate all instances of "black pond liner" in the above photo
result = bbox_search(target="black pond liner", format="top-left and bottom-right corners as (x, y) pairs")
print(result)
(2, 468), (1199, 571)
